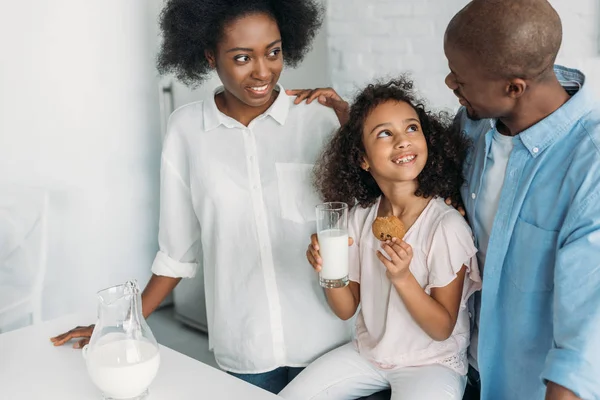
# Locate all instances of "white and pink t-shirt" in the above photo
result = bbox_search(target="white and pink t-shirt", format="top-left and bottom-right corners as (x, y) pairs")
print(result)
(348, 197), (481, 375)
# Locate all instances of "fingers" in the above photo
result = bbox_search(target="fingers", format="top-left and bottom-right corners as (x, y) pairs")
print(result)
(381, 241), (402, 264)
(50, 331), (73, 346)
(376, 250), (395, 271)
(380, 239), (412, 266)
(308, 233), (322, 270)
(306, 245), (322, 271)
(392, 238), (413, 259)
(286, 88), (344, 106)
(319, 96), (348, 111)
(50, 326), (93, 347)
(310, 233), (320, 251)
(286, 89), (312, 104)
(294, 90), (313, 104)
(74, 338), (90, 349)
(319, 96), (350, 125)
(444, 197), (467, 217)
(297, 87), (338, 104)
(348, 237), (354, 247)
(306, 89), (332, 104)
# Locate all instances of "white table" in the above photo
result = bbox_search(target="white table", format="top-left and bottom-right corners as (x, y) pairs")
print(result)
(0, 314), (280, 400)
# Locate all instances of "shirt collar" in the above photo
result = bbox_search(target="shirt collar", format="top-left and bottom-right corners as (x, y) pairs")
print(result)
(517, 65), (594, 157)
(203, 83), (289, 131)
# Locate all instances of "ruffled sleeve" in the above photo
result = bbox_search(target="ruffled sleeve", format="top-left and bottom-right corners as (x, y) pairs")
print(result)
(425, 210), (481, 299)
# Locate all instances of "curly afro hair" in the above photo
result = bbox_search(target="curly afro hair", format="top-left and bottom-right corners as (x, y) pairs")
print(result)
(157, 0), (324, 86)
(315, 77), (470, 210)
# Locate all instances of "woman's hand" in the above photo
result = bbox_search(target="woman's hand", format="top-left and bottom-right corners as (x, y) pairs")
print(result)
(377, 238), (413, 283)
(306, 233), (354, 272)
(50, 324), (95, 349)
(286, 88), (350, 125)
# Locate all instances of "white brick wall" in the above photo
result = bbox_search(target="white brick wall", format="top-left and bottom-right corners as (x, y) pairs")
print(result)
(326, 0), (600, 111)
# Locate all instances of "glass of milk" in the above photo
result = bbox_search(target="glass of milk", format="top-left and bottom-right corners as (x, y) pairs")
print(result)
(315, 202), (349, 288)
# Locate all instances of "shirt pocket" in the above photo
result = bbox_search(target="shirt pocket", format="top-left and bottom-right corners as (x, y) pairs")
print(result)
(505, 217), (557, 292)
(275, 162), (321, 224)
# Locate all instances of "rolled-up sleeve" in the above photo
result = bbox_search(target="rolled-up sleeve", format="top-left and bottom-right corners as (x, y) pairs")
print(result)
(150, 126), (201, 278)
(541, 188), (600, 399)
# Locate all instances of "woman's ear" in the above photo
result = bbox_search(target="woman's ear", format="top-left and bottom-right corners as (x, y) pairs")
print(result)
(205, 50), (216, 69)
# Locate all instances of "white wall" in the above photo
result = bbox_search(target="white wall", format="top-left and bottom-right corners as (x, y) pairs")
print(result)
(0, 0), (162, 320)
(326, 0), (600, 111)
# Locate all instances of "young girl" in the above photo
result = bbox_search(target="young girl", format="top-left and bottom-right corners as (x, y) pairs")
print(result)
(50, 0), (353, 393)
(279, 78), (481, 399)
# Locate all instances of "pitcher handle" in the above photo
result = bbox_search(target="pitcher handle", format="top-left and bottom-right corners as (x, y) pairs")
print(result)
(81, 344), (89, 360)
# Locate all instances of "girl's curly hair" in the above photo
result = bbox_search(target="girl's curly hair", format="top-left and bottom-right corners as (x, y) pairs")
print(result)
(315, 77), (470, 209)
(157, 0), (323, 86)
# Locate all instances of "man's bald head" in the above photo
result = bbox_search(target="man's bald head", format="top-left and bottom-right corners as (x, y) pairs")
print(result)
(445, 0), (562, 80)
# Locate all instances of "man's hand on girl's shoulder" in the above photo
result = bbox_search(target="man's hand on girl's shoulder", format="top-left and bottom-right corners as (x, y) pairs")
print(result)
(445, 197), (466, 217)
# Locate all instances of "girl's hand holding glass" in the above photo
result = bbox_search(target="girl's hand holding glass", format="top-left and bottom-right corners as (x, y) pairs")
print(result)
(306, 233), (354, 273)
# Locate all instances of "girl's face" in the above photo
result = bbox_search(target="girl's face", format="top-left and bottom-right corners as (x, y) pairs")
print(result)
(208, 12), (283, 108)
(361, 100), (428, 185)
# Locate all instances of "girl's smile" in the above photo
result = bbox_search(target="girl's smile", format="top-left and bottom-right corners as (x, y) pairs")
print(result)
(361, 100), (428, 184)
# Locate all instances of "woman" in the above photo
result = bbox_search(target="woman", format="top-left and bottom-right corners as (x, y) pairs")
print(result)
(51, 0), (352, 393)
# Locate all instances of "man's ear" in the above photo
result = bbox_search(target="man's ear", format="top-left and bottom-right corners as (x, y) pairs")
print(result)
(205, 50), (216, 69)
(506, 78), (527, 99)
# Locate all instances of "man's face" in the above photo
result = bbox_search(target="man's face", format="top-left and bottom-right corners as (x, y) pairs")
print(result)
(444, 42), (513, 120)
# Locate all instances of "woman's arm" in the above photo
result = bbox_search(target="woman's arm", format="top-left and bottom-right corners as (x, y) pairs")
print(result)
(141, 274), (182, 318)
(50, 274), (182, 348)
(378, 239), (466, 341)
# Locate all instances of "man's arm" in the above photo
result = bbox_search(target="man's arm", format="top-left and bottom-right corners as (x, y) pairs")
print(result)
(541, 187), (600, 399)
(546, 382), (581, 400)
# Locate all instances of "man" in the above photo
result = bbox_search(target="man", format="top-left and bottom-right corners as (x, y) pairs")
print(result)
(444, 1), (600, 398)
(289, 1), (600, 398)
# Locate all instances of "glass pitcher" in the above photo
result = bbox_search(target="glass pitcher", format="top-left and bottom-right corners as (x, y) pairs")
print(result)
(82, 280), (160, 400)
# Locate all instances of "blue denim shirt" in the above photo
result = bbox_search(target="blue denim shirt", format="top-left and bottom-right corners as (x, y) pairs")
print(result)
(459, 66), (600, 400)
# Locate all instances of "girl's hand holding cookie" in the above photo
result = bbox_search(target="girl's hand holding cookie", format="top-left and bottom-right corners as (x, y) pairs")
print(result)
(377, 238), (413, 283)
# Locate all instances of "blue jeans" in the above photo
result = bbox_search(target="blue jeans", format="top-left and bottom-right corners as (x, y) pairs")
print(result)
(463, 365), (481, 400)
(228, 367), (304, 394)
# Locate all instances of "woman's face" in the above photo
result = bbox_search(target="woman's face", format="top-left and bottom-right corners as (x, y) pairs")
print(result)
(208, 12), (283, 108)
(361, 100), (428, 185)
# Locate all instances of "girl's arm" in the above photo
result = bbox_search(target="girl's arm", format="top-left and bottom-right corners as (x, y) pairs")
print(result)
(378, 238), (466, 341)
(325, 282), (360, 320)
(307, 233), (360, 320)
